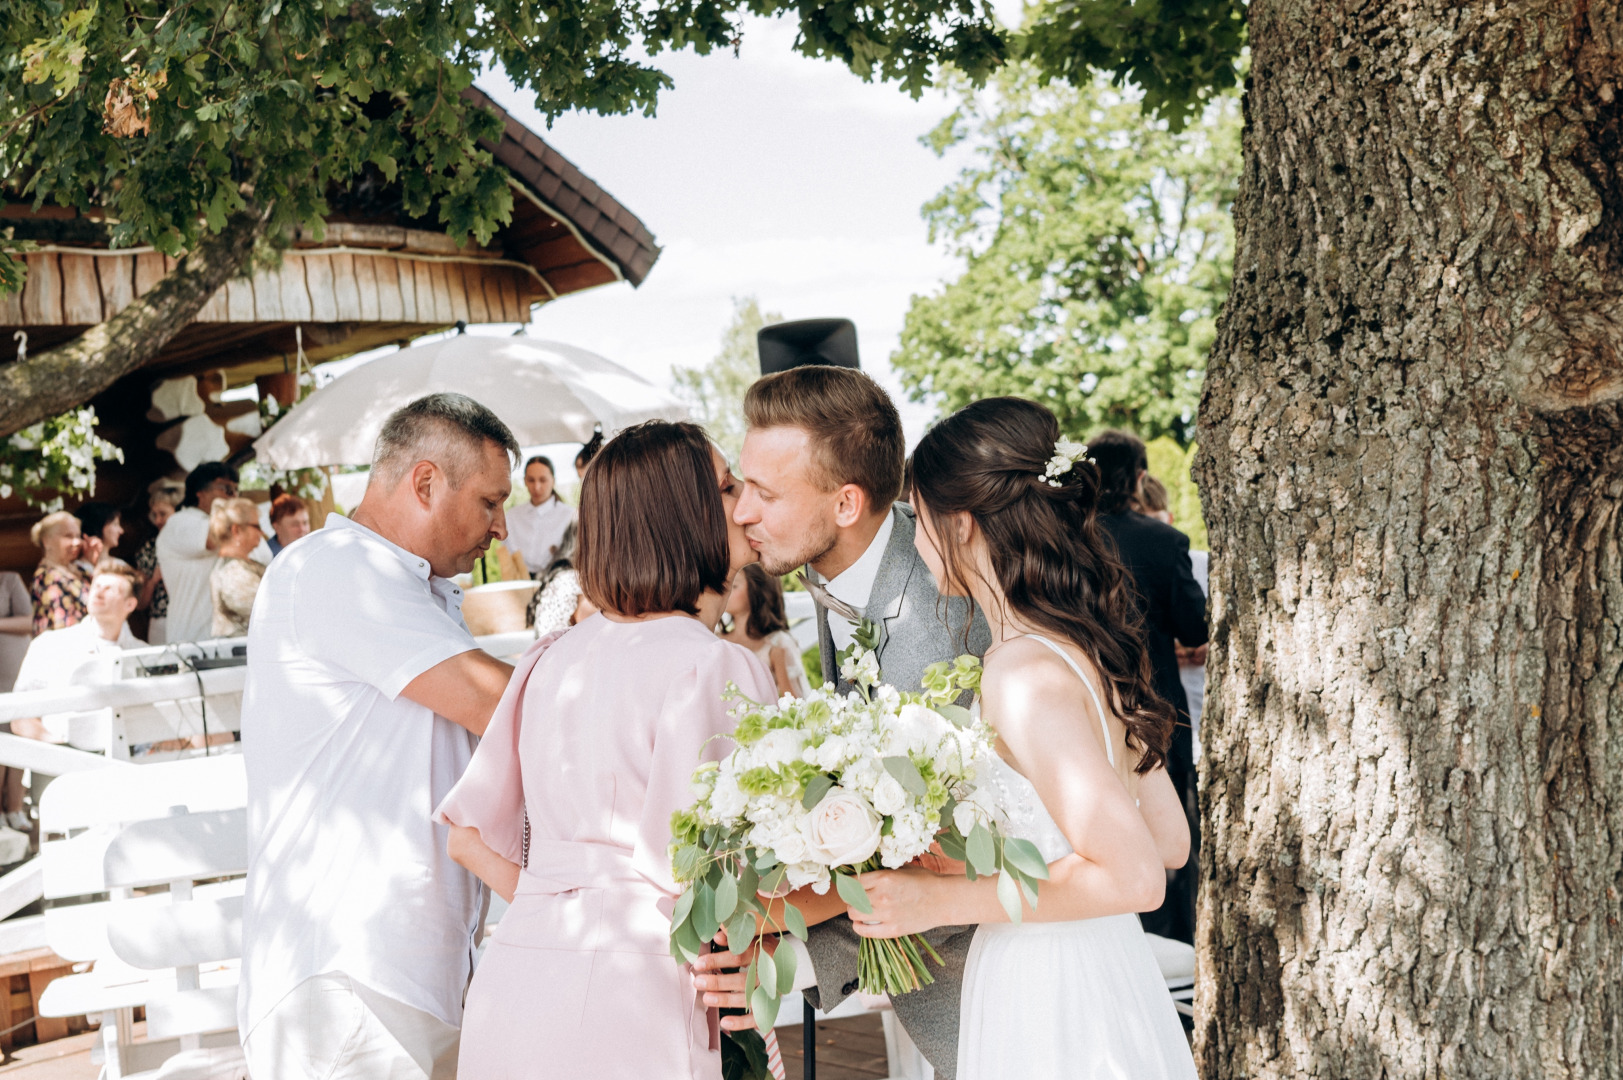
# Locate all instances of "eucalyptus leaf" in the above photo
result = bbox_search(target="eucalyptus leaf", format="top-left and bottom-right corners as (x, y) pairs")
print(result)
(934, 703), (973, 728)
(672, 887), (696, 929)
(937, 832), (968, 863)
(727, 910), (758, 954)
(801, 773), (836, 811)
(756, 946), (777, 998)
(714, 873), (739, 923)
(882, 755), (928, 797)
(966, 823), (996, 877)
(996, 869), (1024, 924)
(1002, 836), (1051, 880)
(739, 863), (760, 901)
(1018, 873), (1039, 910)
(673, 915), (703, 963)
(760, 865), (789, 896)
(782, 900), (808, 942)
(693, 882), (720, 943)
(775, 939), (798, 994)
(750, 985), (782, 1032)
(835, 872), (873, 915)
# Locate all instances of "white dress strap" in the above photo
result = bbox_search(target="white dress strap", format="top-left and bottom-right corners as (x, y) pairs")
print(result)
(1020, 634), (1115, 768)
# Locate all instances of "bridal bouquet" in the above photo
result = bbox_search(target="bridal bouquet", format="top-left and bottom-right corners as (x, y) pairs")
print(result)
(669, 630), (1050, 1031)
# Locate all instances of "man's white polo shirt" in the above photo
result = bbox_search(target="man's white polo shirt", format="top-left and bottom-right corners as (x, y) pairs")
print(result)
(13, 619), (145, 745)
(238, 513), (486, 1040)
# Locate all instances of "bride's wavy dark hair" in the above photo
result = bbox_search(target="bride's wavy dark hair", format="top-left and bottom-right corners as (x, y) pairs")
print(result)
(906, 397), (1174, 773)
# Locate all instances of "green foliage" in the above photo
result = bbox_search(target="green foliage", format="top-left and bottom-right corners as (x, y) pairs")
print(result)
(673, 296), (781, 465)
(0, 406), (123, 509)
(1023, 0), (1246, 133)
(1143, 435), (1206, 549)
(893, 64), (1241, 445)
(1, 1), (1020, 293)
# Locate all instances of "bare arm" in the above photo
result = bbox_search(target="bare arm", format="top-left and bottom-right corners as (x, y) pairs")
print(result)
(854, 642), (1167, 936)
(1134, 765), (1191, 869)
(767, 645), (796, 700)
(0, 615), (30, 634)
(401, 649), (513, 737)
(447, 825), (520, 903)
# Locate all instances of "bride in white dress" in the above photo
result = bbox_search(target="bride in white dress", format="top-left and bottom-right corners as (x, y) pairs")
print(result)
(851, 396), (1198, 1079)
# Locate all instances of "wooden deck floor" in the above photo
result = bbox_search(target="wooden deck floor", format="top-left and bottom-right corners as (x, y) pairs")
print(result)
(0, 1017), (899, 1080)
(775, 1014), (892, 1080)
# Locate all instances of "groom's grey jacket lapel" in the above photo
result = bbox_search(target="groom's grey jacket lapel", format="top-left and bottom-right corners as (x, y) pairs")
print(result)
(805, 503), (990, 1080)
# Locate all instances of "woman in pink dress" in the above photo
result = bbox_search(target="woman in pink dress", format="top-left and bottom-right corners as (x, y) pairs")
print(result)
(435, 420), (775, 1079)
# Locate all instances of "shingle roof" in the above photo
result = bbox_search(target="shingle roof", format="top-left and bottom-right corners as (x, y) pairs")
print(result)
(463, 87), (661, 287)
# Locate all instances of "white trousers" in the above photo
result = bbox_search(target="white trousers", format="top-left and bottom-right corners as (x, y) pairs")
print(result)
(241, 972), (459, 1080)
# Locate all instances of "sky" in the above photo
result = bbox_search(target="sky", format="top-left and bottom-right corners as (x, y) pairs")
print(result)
(313, 10), (1019, 482)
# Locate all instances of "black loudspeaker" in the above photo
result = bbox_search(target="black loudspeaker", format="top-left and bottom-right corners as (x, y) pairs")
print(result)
(756, 319), (860, 375)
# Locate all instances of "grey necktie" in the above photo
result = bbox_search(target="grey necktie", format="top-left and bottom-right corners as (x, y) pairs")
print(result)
(798, 572), (864, 624)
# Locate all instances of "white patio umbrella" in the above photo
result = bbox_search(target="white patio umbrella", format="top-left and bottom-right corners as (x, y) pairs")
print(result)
(252, 335), (688, 469)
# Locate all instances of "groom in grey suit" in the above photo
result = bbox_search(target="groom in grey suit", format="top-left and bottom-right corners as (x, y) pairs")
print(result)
(709, 363), (990, 1078)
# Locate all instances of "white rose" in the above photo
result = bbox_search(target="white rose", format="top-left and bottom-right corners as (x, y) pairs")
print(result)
(772, 831), (809, 865)
(870, 772), (908, 817)
(754, 728), (805, 768)
(710, 771), (747, 820)
(801, 786), (883, 867)
(815, 735), (850, 771)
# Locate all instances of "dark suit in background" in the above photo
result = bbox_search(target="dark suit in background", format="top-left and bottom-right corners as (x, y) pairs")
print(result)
(1098, 510), (1208, 944)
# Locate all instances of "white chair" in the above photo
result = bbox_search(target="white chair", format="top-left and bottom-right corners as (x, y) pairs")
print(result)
(1145, 932), (1197, 1018)
(37, 756), (249, 1079)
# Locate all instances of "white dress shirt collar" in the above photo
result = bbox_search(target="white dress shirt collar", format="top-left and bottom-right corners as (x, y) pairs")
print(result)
(824, 508), (896, 616)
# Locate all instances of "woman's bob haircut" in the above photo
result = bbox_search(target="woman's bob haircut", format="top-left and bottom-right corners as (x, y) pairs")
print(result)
(577, 420), (729, 617)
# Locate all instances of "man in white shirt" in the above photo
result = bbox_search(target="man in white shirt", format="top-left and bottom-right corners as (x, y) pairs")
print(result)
(13, 559), (145, 748)
(238, 393), (519, 1080)
(155, 463), (271, 643)
(503, 454), (575, 575)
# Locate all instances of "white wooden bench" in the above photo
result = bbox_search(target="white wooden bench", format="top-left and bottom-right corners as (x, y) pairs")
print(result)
(37, 756), (248, 1079)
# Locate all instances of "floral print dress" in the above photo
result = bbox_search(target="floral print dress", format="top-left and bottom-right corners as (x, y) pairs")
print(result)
(30, 563), (86, 635)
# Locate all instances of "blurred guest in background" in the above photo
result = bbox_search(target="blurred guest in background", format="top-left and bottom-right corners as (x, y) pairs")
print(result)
(0, 572), (30, 692)
(210, 497), (268, 637)
(134, 480), (184, 644)
(507, 455), (575, 577)
(719, 564), (810, 699)
(1090, 428), (1208, 946)
(14, 559), (144, 748)
(160, 462), (267, 642)
(268, 494), (312, 558)
(29, 511), (86, 634)
(73, 502), (125, 570)
(0, 571), (31, 835)
(526, 521), (593, 634)
(574, 429), (604, 475)
(1134, 475), (1173, 525)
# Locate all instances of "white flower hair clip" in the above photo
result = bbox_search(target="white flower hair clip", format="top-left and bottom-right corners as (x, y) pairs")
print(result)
(1042, 437), (1090, 487)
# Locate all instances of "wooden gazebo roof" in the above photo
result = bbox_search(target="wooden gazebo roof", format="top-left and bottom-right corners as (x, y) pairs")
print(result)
(0, 89), (660, 385)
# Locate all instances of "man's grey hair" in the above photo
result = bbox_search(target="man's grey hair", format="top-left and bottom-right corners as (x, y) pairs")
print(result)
(370, 393), (520, 491)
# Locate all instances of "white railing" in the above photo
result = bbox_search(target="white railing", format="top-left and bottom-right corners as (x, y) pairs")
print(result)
(0, 628), (545, 931)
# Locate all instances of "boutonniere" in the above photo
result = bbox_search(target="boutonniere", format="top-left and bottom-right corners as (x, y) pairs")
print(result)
(836, 617), (881, 685)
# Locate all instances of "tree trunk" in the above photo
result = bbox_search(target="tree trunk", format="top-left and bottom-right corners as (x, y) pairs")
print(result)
(1194, 2), (1623, 1076)
(0, 206), (269, 439)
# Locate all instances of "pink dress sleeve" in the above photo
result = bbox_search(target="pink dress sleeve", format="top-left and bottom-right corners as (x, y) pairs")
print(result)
(632, 641), (776, 893)
(433, 630), (567, 864)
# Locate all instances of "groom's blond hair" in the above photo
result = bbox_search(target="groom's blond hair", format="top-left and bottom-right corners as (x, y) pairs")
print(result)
(744, 366), (904, 511)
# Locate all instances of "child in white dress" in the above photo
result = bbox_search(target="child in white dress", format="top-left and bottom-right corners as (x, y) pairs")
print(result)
(718, 564), (811, 699)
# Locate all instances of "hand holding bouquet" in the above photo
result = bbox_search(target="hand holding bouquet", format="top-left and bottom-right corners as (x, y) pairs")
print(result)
(669, 633), (1050, 1031)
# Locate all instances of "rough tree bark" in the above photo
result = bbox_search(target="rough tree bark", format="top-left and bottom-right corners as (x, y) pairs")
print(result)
(0, 205), (269, 439)
(1194, 2), (1623, 1076)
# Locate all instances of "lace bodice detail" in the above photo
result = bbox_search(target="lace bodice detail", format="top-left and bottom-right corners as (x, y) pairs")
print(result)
(979, 753), (1074, 863)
